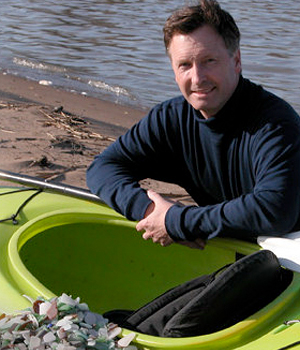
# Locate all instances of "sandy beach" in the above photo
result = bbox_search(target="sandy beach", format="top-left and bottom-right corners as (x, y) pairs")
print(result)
(0, 72), (192, 203)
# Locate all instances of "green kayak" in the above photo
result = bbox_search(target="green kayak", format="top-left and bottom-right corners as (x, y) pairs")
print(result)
(0, 170), (300, 350)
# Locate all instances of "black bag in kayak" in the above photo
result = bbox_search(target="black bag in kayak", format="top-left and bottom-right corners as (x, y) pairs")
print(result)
(104, 250), (292, 337)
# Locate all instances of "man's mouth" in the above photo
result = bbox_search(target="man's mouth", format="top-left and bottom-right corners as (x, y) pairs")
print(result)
(192, 86), (215, 95)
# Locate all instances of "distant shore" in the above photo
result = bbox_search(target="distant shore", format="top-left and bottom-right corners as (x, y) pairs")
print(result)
(0, 72), (192, 203)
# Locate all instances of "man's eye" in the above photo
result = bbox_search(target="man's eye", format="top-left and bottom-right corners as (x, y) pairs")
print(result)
(179, 62), (191, 68)
(206, 58), (216, 64)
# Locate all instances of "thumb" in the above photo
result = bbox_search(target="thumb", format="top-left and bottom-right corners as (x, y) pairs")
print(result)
(147, 189), (161, 203)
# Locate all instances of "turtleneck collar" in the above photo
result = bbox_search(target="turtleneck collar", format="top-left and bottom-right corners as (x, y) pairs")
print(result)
(194, 75), (247, 131)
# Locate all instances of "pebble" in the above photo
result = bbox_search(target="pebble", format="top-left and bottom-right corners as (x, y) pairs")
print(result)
(118, 333), (136, 348)
(39, 80), (53, 86)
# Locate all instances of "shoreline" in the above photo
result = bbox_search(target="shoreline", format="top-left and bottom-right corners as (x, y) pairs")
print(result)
(0, 72), (192, 203)
(0, 72), (145, 130)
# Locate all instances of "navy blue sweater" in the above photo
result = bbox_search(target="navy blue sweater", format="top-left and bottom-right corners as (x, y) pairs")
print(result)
(87, 77), (300, 241)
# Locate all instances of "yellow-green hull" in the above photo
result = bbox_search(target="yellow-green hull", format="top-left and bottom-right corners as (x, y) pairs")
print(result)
(1, 185), (300, 349)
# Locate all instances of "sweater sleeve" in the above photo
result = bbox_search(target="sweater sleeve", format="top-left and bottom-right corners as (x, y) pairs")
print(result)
(86, 104), (179, 221)
(86, 136), (150, 221)
(86, 142), (151, 221)
(165, 118), (300, 241)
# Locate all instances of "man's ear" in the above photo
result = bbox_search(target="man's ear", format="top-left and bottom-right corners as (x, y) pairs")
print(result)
(234, 49), (242, 74)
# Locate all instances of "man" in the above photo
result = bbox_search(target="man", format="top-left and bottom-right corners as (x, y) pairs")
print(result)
(87, 0), (300, 249)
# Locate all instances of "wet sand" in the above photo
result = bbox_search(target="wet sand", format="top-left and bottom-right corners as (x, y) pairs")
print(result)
(0, 73), (192, 203)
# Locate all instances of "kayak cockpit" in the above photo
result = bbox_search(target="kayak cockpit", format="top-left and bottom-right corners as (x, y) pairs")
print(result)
(6, 208), (300, 349)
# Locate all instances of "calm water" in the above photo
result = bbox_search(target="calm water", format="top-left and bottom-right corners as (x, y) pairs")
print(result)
(1, 0), (300, 113)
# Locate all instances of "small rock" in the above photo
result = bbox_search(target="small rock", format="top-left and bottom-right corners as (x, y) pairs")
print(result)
(39, 80), (52, 86)
(118, 332), (136, 348)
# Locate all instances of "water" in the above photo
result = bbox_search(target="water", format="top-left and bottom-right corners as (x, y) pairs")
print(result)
(1, 0), (300, 113)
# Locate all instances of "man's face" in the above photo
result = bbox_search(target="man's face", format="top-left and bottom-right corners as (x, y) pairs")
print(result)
(168, 25), (241, 118)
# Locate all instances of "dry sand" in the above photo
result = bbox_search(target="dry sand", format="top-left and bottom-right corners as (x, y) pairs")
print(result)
(0, 72), (192, 204)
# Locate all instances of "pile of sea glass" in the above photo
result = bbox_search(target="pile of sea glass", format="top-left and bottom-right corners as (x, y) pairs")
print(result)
(0, 293), (137, 350)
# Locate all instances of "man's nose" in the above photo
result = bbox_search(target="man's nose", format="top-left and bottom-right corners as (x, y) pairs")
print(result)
(191, 63), (206, 85)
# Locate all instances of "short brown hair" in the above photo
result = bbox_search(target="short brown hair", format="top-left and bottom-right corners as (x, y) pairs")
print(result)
(163, 0), (240, 55)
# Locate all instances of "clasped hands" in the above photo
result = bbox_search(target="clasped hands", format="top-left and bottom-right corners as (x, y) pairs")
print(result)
(136, 189), (206, 249)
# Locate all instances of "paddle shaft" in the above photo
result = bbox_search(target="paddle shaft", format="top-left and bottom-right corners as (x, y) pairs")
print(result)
(0, 169), (103, 203)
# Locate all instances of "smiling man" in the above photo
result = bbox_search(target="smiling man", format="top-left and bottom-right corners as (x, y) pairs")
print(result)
(87, 0), (300, 248)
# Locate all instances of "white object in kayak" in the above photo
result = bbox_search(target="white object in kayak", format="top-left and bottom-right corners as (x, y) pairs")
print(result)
(257, 231), (300, 272)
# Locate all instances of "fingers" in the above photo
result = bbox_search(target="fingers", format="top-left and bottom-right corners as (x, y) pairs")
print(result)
(142, 231), (152, 241)
(136, 218), (146, 232)
(142, 229), (174, 246)
(138, 219), (206, 249)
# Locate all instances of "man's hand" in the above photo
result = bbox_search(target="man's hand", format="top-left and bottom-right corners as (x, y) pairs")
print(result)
(136, 190), (175, 247)
(136, 190), (206, 250)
